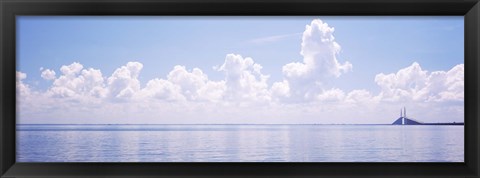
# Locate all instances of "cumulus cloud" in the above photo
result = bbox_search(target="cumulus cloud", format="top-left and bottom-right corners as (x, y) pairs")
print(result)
(60, 62), (83, 76)
(17, 60), (464, 124)
(216, 54), (270, 102)
(47, 62), (107, 99)
(138, 65), (227, 102)
(298, 19), (352, 78)
(166, 65), (226, 101)
(345, 89), (374, 104)
(17, 71), (27, 81)
(427, 64), (464, 102)
(316, 88), (346, 103)
(271, 80), (290, 100)
(375, 62), (427, 102)
(138, 78), (186, 101)
(107, 62), (143, 99)
(41, 69), (56, 80)
(195, 80), (226, 102)
(168, 66), (208, 95)
(375, 62), (464, 102)
(16, 71), (30, 96)
(278, 19), (353, 101)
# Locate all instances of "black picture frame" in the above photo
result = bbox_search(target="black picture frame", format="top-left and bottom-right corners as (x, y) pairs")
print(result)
(1, 0), (479, 177)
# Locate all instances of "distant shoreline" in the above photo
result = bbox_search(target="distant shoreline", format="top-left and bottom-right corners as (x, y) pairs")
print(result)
(410, 123), (464, 125)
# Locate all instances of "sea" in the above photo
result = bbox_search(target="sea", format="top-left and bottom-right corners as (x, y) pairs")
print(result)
(16, 124), (464, 162)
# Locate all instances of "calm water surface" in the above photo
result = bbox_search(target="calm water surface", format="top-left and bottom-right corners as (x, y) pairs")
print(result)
(16, 125), (464, 162)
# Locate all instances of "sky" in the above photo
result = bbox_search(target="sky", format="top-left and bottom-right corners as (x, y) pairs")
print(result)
(16, 16), (464, 124)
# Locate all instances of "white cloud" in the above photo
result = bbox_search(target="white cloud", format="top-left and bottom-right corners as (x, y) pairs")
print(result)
(167, 65), (226, 101)
(138, 78), (186, 101)
(196, 80), (226, 102)
(426, 64), (464, 102)
(107, 62), (143, 99)
(299, 19), (352, 78)
(168, 66), (208, 94)
(375, 62), (464, 102)
(81, 68), (108, 98)
(278, 19), (353, 101)
(48, 62), (107, 98)
(16, 71), (30, 96)
(17, 60), (464, 124)
(216, 53), (270, 102)
(41, 69), (56, 80)
(271, 80), (290, 100)
(17, 71), (27, 81)
(345, 89), (374, 104)
(60, 62), (83, 76)
(137, 65), (227, 102)
(317, 88), (345, 102)
(375, 62), (427, 102)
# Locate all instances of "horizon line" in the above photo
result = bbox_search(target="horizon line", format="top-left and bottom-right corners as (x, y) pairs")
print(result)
(16, 123), (464, 125)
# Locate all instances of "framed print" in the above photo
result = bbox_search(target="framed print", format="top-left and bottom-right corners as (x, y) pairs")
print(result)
(1, 0), (479, 177)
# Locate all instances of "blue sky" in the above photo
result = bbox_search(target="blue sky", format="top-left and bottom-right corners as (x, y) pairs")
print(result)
(16, 16), (464, 124)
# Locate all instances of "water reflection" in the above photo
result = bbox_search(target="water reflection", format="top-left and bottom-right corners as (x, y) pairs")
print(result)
(17, 125), (464, 162)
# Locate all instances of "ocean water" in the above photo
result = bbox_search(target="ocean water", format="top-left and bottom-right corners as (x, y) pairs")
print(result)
(16, 124), (464, 162)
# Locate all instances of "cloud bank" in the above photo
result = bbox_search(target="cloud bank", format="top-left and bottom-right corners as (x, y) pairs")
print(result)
(375, 62), (464, 103)
(277, 19), (352, 101)
(16, 19), (464, 124)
